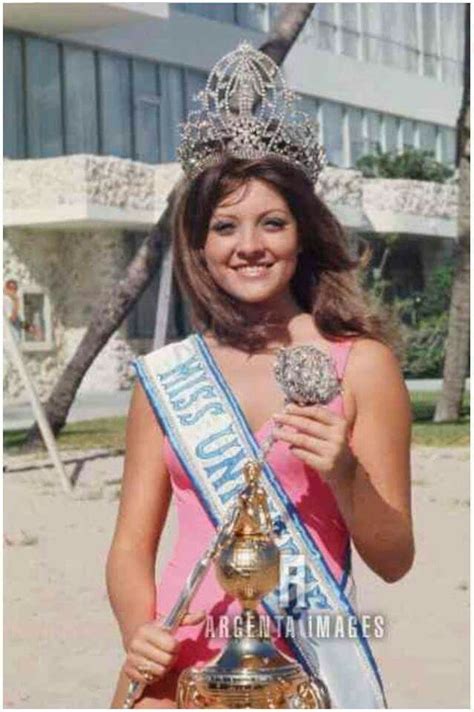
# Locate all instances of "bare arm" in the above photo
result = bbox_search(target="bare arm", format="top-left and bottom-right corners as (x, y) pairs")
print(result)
(273, 339), (414, 583)
(330, 339), (414, 582)
(106, 380), (172, 650)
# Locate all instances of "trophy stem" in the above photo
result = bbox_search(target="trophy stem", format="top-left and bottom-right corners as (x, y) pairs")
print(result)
(176, 460), (331, 709)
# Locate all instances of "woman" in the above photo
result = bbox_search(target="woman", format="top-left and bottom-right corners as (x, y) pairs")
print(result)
(107, 43), (414, 709)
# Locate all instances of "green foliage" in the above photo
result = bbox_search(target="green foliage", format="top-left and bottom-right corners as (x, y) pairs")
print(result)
(395, 264), (454, 378)
(364, 243), (455, 378)
(356, 146), (454, 183)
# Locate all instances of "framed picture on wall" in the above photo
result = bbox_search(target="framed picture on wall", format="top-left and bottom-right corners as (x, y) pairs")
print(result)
(19, 288), (54, 351)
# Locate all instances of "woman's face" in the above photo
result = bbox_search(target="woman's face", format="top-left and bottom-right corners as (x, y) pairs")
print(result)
(203, 179), (299, 306)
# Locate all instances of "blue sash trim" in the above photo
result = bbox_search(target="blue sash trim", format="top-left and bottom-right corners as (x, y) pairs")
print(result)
(132, 335), (387, 708)
(133, 357), (220, 531)
(194, 333), (384, 692)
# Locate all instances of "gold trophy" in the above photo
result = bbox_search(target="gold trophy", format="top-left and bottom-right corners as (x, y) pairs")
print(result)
(176, 461), (330, 709)
(123, 344), (340, 708)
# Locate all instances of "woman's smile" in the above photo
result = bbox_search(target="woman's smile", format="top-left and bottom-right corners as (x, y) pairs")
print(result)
(230, 262), (275, 278)
(204, 179), (300, 306)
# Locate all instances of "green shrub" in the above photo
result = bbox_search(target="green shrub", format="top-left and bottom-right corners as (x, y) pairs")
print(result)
(356, 146), (454, 183)
(365, 259), (455, 378)
(395, 264), (454, 377)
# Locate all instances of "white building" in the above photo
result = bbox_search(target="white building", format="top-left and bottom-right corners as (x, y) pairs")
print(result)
(3, 3), (464, 402)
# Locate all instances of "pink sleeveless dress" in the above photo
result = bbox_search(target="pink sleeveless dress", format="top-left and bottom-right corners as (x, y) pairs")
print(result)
(155, 339), (354, 672)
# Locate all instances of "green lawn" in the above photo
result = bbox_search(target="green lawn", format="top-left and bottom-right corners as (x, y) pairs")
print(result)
(411, 391), (470, 447)
(4, 416), (127, 455)
(3, 391), (470, 455)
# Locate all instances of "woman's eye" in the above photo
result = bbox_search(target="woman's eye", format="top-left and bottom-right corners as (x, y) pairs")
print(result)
(265, 219), (286, 229)
(212, 223), (234, 233)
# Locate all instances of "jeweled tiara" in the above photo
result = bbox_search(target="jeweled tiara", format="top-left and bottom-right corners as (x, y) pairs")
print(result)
(177, 41), (326, 184)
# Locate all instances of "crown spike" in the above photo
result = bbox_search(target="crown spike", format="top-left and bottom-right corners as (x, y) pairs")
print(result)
(177, 42), (326, 183)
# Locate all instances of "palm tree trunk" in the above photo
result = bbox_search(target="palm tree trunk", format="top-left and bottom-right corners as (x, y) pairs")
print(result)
(434, 5), (470, 422)
(21, 4), (316, 451)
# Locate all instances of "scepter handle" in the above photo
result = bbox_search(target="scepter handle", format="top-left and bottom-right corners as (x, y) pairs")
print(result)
(122, 504), (240, 708)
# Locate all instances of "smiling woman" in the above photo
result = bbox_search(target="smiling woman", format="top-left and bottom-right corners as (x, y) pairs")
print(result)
(203, 179), (299, 306)
(172, 155), (394, 353)
(107, 42), (413, 711)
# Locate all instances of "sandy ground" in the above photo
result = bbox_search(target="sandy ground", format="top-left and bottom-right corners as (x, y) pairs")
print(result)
(3, 446), (470, 709)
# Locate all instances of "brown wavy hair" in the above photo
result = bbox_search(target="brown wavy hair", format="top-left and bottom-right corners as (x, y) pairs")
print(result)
(172, 155), (397, 352)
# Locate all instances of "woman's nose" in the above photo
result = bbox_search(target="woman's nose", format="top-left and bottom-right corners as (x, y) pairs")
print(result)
(236, 227), (265, 257)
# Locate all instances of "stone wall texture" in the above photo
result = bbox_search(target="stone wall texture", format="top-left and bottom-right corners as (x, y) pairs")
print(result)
(4, 228), (136, 403)
(362, 178), (458, 219)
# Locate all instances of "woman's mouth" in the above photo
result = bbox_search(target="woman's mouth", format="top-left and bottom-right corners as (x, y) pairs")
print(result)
(231, 263), (275, 278)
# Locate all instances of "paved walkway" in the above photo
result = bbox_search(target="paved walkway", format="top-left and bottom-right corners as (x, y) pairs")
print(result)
(3, 379), (470, 431)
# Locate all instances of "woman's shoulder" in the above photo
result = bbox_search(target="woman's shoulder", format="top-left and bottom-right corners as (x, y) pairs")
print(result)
(344, 337), (407, 399)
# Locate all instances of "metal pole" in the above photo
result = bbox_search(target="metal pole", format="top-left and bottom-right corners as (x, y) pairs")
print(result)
(3, 313), (72, 494)
(152, 239), (174, 351)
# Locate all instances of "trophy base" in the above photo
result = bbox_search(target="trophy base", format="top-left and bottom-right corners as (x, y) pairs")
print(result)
(176, 635), (330, 709)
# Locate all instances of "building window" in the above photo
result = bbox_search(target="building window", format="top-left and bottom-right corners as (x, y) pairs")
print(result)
(20, 289), (54, 352)
(340, 3), (360, 59)
(401, 119), (416, 150)
(348, 107), (364, 165)
(419, 122), (438, 153)
(63, 45), (99, 154)
(439, 3), (464, 84)
(421, 3), (439, 78)
(99, 53), (133, 158)
(321, 100), (344, 166)
(306, 2), (463, 85)
(384, 115), (400, 152)
(316, 4), (338, 53)
(25, 36), (63, 157)
(440, 127), (456, 165)
(365, 111), (382, 154)
(171, 3), (268, 31)
(132, 58), (162, 164)
(3, 29), (207, 164)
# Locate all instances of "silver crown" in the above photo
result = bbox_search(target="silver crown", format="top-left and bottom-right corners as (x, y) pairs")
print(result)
(177, 41), (326, 183)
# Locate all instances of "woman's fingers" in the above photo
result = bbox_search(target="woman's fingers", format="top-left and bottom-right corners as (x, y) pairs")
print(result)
(284, 403), (342, 426)
(272, 412), (331, 440)
(180, 609), (206, 626)
(133, 638), (177, 668)
(273, 426), (327, 455)
(125, 652), (168, 683)
(143, 623), (179, 654)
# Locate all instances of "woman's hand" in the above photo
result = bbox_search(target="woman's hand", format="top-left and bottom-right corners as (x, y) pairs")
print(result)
(272, 403), (356, 485)
(123, 610), (206, 685)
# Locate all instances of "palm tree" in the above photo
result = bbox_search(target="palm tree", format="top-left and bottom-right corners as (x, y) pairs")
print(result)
(434, 4), (470, 422)
(21, 4), (316, 451)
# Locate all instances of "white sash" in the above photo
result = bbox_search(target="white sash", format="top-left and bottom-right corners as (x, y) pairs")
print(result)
(133, 334), (386, 709)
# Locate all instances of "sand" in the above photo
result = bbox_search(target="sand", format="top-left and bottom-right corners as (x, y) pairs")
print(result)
(3, 446), (469, 709)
